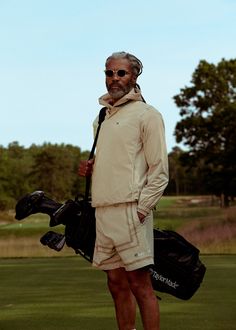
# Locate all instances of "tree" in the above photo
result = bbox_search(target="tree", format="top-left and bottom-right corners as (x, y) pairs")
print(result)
(166, 147), (208, 196)
(29, 143), (81, 201)
(167, 147), (184, 195)
(173, 58), (236, 206)
(2, 142), (32, 197)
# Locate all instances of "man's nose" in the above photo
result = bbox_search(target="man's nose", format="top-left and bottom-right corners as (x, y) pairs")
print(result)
(112, 73), (120, 80)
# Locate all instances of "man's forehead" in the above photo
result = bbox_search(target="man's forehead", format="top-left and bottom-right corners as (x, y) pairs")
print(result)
(106, 58), (131, 69)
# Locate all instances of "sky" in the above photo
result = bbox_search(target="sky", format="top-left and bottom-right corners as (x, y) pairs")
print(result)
(0, 0), (236, 152)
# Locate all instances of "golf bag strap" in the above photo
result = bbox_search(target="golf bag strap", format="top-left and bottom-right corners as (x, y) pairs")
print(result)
(83, 107), (107, 201)
(88, 107), (107, 161)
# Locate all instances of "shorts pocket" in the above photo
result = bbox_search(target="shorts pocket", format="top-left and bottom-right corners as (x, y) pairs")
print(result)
(131, 203), (144, 227)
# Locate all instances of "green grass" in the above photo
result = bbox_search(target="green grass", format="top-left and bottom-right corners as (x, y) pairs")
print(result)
(0, 255), (235, 330)
(0, 257), (116, 330)
(0, 197), (236, 328)
(0, 213), (64, 237)
(0, 214), (68, 257)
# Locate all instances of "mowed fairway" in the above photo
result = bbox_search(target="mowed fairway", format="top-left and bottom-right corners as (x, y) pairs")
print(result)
(0, 255), (236, 330)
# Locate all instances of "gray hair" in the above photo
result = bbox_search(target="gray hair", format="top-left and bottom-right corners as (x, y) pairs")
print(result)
(105, 51), (143, 78)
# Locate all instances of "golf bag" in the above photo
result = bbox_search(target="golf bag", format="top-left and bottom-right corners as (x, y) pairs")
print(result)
(15, 190), (206, 300)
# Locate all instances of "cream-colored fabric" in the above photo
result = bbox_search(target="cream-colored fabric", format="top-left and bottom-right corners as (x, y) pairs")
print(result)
(92, 202), (154, 271)
(91, 88), (169, 216)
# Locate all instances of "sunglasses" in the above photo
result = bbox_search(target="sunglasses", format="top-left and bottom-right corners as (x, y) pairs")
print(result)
(104, 69), (130, 77)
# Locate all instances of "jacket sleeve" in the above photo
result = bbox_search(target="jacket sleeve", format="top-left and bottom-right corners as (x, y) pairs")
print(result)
(137, 107), (169, 216)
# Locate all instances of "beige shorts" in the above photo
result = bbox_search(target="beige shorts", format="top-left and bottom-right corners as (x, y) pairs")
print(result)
(92, 202), (154, 271)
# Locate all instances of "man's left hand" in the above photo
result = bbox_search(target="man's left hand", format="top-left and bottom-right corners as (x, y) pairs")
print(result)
(137, 211), (146, 223)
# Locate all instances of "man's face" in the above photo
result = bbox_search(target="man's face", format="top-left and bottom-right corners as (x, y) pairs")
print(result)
(105, 58), (137, 102)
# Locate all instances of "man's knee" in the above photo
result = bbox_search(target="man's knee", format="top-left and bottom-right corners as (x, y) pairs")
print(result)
(127, 268), (153, 297)
(106, 268), (130, 298)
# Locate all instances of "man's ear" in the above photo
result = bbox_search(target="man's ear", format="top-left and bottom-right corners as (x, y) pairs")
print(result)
(131, 75), (137, 86)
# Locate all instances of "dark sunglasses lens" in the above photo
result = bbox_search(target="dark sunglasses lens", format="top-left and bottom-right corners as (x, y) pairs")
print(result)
(117, 70), (126, 77)
(105, 70), (113, 77)
(105, 70), (127, 77)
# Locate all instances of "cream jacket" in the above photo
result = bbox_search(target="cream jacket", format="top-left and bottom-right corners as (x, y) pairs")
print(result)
(91, 88), (169, 216)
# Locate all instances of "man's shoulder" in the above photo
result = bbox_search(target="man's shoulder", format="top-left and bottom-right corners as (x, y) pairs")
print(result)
(134, 102), (162, 119)
(127, 100), (156, 112)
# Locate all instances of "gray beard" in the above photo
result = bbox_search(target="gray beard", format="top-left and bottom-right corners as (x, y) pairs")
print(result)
(108, 89), (127, 100)
(107, 84), (133, 101)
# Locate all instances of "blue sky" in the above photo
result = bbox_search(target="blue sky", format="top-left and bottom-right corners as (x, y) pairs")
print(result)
(1, 0), (235, 152)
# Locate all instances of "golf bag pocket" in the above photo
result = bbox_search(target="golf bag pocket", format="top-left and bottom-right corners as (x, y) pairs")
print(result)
(63, 199), (96, 261)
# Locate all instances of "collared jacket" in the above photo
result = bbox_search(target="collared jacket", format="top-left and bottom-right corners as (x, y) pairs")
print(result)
(91, 88), (169, 216)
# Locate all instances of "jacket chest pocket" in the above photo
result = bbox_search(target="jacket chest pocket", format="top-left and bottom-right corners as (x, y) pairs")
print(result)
(111, 120), (141, 145)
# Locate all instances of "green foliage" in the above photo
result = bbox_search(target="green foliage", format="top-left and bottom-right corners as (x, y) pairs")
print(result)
(0, 195), (16, 210)
(173, 58), (236, 204)
(0, 142), (87, 207)
(0, 142), (32, 201)
(30, 143), (76, 200)
(166, 147), (208, 195)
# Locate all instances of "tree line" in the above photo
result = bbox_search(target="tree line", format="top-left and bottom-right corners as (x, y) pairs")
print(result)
(0, 142), (89, 210)
(0, 58), (235, 209)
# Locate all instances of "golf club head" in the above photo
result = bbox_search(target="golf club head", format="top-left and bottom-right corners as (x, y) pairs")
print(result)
(40, 231), (66, 251)
(15, 190), (45, 220)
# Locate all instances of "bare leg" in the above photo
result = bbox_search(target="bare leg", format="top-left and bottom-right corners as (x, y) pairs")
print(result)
(127, 268), (160, 330)
(107, 268), (136, 330)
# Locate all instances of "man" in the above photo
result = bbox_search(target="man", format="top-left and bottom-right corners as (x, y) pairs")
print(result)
(79, 51), (168, 330)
